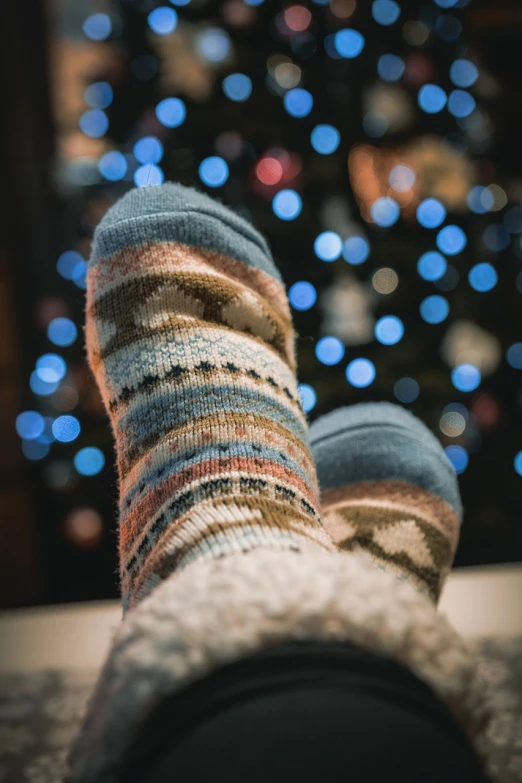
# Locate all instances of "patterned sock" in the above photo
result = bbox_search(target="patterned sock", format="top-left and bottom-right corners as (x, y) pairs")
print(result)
(86, 184), (333, 611)
(309, 402), (462, 602)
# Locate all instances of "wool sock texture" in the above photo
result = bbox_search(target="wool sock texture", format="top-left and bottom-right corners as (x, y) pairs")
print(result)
(310, 403), (462, 603)
(86, 185), (332, 611)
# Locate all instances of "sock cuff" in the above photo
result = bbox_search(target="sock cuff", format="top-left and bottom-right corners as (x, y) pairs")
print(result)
(67, 549), (494, 783)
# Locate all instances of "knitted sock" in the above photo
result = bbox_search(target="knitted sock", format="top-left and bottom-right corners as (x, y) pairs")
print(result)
(309, 402), (462, 602)
(86, 183), (333, 611)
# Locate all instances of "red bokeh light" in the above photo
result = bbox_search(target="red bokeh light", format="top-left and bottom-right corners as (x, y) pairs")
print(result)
(256, 157), (284, 185)
(284, 5), (312, 32)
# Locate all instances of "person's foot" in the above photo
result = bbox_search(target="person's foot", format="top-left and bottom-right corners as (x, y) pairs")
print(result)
(310, 402), (462, 602)
(86, 183), (333, 611)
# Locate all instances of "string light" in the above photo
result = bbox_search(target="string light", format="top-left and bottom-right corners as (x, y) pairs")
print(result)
(314, 231), (343, 261)
(223, 73), (252, 102)
(450, 59), (479, 88)
(451, 363), (481, 392)
(372, 0), (400, 26)
(156, 98), (186, 127)
(79, 109), (108, 138)
(420, 295), (449, 324)
(374, 315), (404, 345)
(342, 236), (370, 265)
(47, 318), (77, 348)
(284, 88), (313, 117)
(346, 359), (376, 388)
(445, 445), (468, 474)
(74, 447), (105, 476)
(310, 125), (340, 154)
(436, 225), (467, 255)
(468, 263), (497, 292)
(417, 251), (447, 281)
(448, 90), (476, 118)
(334, 29), (365, 58)
(52, 415), (81, 443)
(134, 164), (164, 187)
(289, 281), (317, 310)
(98, 151), (128, 181)
(272, 189), (302, 220)
(315, 336), (345, 365)
(370, 197), (400, 227)
(83, 13), (112, 41)
(416, 198), (446, 229)
(199, 157), (229, 187)
(147, 7), (178, 35)
(418, 84), (447, 114)
(377, 54), (405, 82)
(134, 137), (164, 165)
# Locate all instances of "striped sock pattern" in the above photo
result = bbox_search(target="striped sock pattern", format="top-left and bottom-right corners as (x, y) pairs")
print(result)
(310, 403), (462, 603)
(86, 184), (333, 611)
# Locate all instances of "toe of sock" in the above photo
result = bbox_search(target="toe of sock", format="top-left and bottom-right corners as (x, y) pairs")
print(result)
(310, 403), (462, 514)
(91, 183), (282, 283)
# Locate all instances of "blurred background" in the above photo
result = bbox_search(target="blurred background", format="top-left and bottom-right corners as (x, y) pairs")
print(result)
(2, 0), (522, 609)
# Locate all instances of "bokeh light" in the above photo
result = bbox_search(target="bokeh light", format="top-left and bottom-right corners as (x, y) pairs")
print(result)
(394, 378), (419, 403)
(195, 28), (231, 63)
(98, 151), (128, 181)
(315, 336), (345, 365)
(346, 358), (376, 388)
(467, 185), (494, 214)
(147, 7), (178, 35)
(64, 508), (104, 548)
(284, 88), (313, 117)
(52, 415), (81, 443)
(434, 0), (459, 7)
(450, 59), (479, 88)
(436, 225), (467, 255)
(30, 372), (58, 397)
(272, 189), (302, 220)
(416, 198), (446, 229)
(16, 411), (45, 441)
(417, 251), (447, 281)
(22, 439), (50, 461)
(483, 224), (510, 252)
(310, 124), (340, 154)
(298, 383), (317, 412)
(314, 231), (343, 261)
(448, 90), (476, 118)
(289, 281), (317, 311)
(468, 262), (497, 292)
(372, 0), (400, 25)
(372, 268), (398, 294)
(84, 82), (113, 109)
(362, 113), (389, 138)
(506, 343), (522, 370)
(47, 317), (77, 347)
(435, 14), (462, 42)
(389, 165), (415, 192)
(134, 137), (164, 165)
(74, 447), (106, 476)
(504, 207), (522, 234)
(445, 445), (468, 474)
(134, 164), (164, 187)
(223, 73), (252, 102)
(451, 363), (481, 392)
(419, 295), (449, 324)
(256, 157), (283, 185)
(374, 315), (404, 345)
(514, 452), (522, 477)
(418, 84), (447, 114)
(342, 236), (370, 265)
(57, 251), (84, 281)
(198, 156), (229, 187)
(36, 354), (66, 384)
(334, 29), (365, 58)
(370, 197), (400, 227)
(377, 54), (405, 82)
(79, 109), (108, 138)
(83, 13), (112, 41)
(155, 97), (186, 127)
(440, 411), (466, 437)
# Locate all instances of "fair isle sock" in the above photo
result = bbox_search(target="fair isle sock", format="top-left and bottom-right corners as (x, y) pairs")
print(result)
(309, 402), (462, 602)
(86, 184), (333, 611)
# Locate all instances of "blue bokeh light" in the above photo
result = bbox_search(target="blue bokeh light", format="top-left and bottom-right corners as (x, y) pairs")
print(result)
(451, 363), (481, 392)
(156, 97), (186, 128)
(468, 262), (498, 292)
(311, 124), (340, 154)
(198, 156), (229, 188)
(74, 447), (106, 476)
(507, 343), (522, 370)
(416, 198), (447, 229)
(272, 189), (302, 220)
(47, 317), (77, 348)
(434, 0), (459, 7)
(36, 354), (66, 384)
(147, 7), (178, 34)
(420, 295), (450, 324)
(83, 13), (112, 41)
(504, 207), (522, 234)
(372, 0), (400, 25)
(72, 260), (88, 290)
(52, 415), (81, 443)
(389, 165), (415, 192)
(375, 315), (404, 345)
(346, 358), (376, 388)
(448, 90), (476, 118)
(467, 185), (494, 214)
(342, 236), (370, 265)
(284, 88), (313, 117)
(370, 197), (400, 227)
(334, 29), (365, 58)
(418, 84), (447, 114)
(223, 73), (252, 102)
(169, 0), (191, 5)
(436, 14), (462, 41)
(79, 109), (108, 138)
(315, 336), (345, 365)
(450, 59), (479, 88)
(514, 451), (522, 476)
(195, 28), (231, 63)
(84, 82), (113, 109)
(57, 251), (84, 281)
(22, 439), (50, 461)
(314, 231), (342, 261)
(298, 384), (317, 413)
(436, 225), (467, 255)
(417, 251), (447, 281)
(445, 445), (468, 474)
(134, 164), (165, 187)
(483, 224), (510, 252)
(30, 371), (58, 397)
(16, 411), (45, 440)
(98, 151), (127, 181)
(289, 281), (317, 311)
(362, 113), (389, 138)
(133, 137), (164, 165)
(377, 54), (405, 82)
(394, 377), (420, 403)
